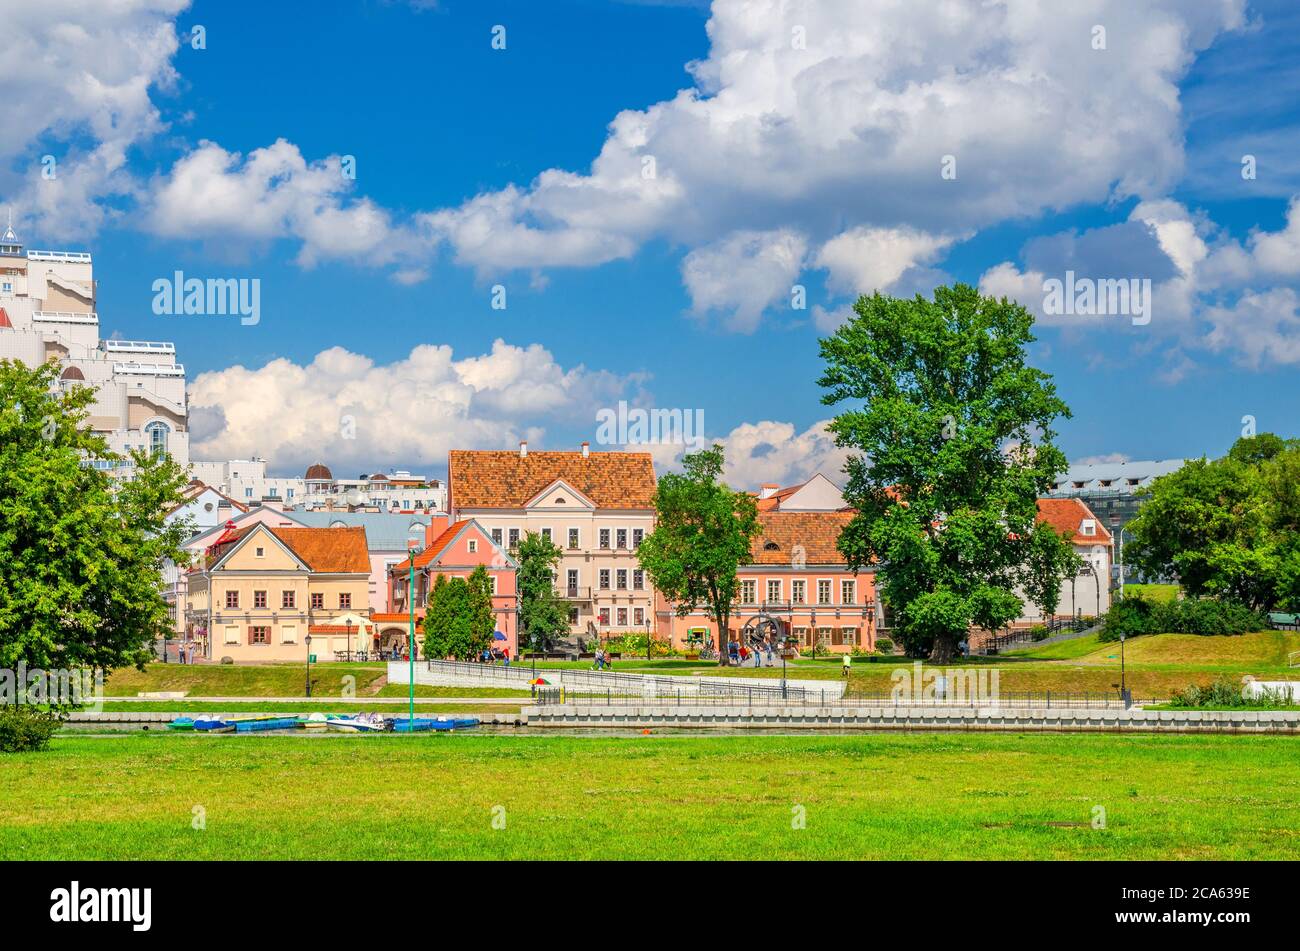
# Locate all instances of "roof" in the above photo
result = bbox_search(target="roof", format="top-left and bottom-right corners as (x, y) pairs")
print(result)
(412, 519), (473, 569)
(305, 462), (333, 481)
(215, 525), (370, 573)
(1036, 498), (1112, 545)
(749, 511), (857, 565)
(1047, 459), (1185, 495)
(449, 449), (657, 509)
(754, 483), (803, 511)
(280, 510), (430, 551)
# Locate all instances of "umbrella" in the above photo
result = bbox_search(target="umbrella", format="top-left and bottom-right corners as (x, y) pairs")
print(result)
(493, 631), (507, 641)
(529, 677), (550, 685)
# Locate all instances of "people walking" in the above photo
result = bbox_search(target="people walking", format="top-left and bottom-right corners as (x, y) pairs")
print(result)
(842, 651), (852, 677)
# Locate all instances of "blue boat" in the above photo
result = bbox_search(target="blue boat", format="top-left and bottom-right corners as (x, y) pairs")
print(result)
(393, 716), (480, 733)
(234, 717), (301, 733)
(193, 716), (236, 733)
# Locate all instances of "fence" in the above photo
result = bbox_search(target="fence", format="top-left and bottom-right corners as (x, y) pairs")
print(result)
(532, 686), (1145, 709)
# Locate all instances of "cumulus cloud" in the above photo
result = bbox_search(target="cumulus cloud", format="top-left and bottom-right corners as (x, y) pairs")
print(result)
(681, 228), (807, 331)
(644, 418), (853, 490)
(814, 227), (957, 297)
(187, 339), (641, 472)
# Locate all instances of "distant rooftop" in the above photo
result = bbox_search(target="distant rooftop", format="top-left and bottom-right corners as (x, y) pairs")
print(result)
(1047, 459), (1186, 494)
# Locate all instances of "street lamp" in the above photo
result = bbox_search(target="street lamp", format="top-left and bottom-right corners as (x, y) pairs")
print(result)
(304, 633), (313, 697)
(346, 620), (354, 663)
(1119, 631), (1128, 705)
(407, 545), (417, 729)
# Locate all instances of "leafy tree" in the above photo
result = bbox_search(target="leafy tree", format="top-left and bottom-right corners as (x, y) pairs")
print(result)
(0, 359), (190, 682)
(515, 531), (569, 651)
(637, 445), (759, 666)
(464, 565), (496, 657)
(420, 570), (495, 661)
(1126, 433), (1300, 611)
(818, 285), (1076, 662)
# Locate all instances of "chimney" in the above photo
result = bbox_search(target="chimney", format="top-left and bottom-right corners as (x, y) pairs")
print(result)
(759, 483), (780, 499)
(581, 441), (590, 458)
(519, 440), (528, 458)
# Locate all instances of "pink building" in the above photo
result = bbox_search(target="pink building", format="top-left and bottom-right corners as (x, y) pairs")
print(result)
(660, 475), (878, 655)
(381, 518), (519, 657)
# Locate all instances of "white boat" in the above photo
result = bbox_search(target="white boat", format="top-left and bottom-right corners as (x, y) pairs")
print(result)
(327, 713), (387, 733)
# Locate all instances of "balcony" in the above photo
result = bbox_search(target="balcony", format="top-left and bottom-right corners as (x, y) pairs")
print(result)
(557, 585), (593, 601)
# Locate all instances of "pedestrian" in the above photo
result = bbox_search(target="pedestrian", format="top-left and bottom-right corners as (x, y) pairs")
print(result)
(842, 651), (852, 677)
(728, 640), (739, 664)
(503, 646), (511, 668)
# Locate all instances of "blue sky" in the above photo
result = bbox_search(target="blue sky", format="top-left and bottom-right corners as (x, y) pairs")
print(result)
(6, 0), (1300, 483)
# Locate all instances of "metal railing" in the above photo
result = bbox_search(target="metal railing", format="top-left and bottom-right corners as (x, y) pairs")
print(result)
(534, 687), (1146, 709)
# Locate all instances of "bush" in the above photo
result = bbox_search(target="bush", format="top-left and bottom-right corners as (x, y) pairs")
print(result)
(1101, 595), (1269, 642)
(1168, 678), (1293, 709)
(0, 706), (63, 753)
(874, 638), (894, 654)
(1029, 624), (1049, 641)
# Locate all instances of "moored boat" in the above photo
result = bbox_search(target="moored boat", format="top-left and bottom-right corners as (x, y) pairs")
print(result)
(234, 716), (301, 733)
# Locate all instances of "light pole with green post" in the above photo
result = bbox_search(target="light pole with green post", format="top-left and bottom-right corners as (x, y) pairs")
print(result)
(408, 546), (417, 728)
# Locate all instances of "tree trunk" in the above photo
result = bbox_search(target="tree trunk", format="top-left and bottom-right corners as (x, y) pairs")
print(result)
(929, 633), (956, 665)
(717, 608), (730, 666)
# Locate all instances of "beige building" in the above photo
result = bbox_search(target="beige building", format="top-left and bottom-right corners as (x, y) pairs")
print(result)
(184, 523), (371, 662)
(0, 218), (190, 470)
(448, 442), (657, 637)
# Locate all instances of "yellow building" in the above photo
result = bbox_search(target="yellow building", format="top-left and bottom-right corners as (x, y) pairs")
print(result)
(184, 523), (371, 662)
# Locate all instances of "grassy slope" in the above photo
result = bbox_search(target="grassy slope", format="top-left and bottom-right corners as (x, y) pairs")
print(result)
(89, 701), (522, 715)
(2, 733), (1298, 860)
(104, 664), (528, 698)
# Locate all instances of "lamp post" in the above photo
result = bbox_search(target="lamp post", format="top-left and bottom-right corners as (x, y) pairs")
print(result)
(346, 620), (354, 663)
(304, 633), (313, 697)
(1119, 631), (1128, 705)
(407, 547), (417, 729)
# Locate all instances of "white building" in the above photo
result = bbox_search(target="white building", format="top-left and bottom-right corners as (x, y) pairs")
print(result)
(0, 219), (190, 470)
(186, 458), (446, 512)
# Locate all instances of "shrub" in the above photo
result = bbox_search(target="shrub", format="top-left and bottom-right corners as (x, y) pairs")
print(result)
(1168, 678), (1293, 709)
(874, 638), (894, 654)
(1029, 624), (1049, 641)
(0, 706), (63, 753)
(1101, 595), (1268, 642)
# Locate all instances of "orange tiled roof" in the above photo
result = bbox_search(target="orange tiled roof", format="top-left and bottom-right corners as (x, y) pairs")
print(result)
(412, 520), (473, 569)
(220, 525), (371, 572)
(1036, 498), (1112, 544)
(750, 511), (857, 565)
(449, 449), (656, 509)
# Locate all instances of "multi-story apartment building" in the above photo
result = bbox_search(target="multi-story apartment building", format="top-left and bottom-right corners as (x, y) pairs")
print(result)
(448, 442), (657, 637)
(187, 458), (447, 512)
(183, 523), (371, 662)
(0, 220), (190, 470)
(664, 474), (877, 654)
(1046, 458), (1184, 585)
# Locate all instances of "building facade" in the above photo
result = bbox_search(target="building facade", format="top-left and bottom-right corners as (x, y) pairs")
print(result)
(0, 221), (190, 470)
(183, 523), (371, 662)
(448, 442), (657, 637)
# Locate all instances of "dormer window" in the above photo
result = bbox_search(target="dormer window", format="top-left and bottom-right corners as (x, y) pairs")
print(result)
(764, 541), (780, 551)
(1080, 520), (1096, 536)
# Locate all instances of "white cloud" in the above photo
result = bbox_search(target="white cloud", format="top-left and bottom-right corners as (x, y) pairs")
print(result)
(1203, 288), (1300, 369)
(681, 228), (807, 331)
(648, 417), (852, 489)
(187, 339), (640, 472)
(814, 227), (958, 297)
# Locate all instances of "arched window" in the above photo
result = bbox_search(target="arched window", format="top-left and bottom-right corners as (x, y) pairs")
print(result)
(144, 421), (169, 457)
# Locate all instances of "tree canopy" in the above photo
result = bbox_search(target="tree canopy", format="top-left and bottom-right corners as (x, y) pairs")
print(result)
(637, 445), (759, 666)
(1126, 433), (1300, 612)
(420, 567), (496, 661)
(0, 359), (190, 676)
(818, 284), (1078, 661)
(515, 530), (569, 651)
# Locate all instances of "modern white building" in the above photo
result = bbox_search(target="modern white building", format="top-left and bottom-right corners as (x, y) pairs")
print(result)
(0, 219), (190, 470)
(186, 458), (447, 512)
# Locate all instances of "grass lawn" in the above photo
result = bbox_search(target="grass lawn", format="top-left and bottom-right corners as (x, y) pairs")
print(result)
(104, 663), (529, 699)
(91, 701), (522, 715)
(1124, 583), (1181, 602)
(2, 733), (1298, 860)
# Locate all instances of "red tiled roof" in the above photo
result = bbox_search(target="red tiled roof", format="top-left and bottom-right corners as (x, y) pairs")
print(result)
(749, 511), (857, 565)
(218, 525), (370, 572)
(411, 520), (473, 570)
(449, 449), (656, 509)
(1037, 498), (1112, 544)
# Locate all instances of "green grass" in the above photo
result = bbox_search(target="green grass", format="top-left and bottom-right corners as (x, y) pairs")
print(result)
(2, 733), (1298, 860)
(1124, 583), (1181, 602)
(90, 701), (521, 715)
(1003, 632), (1108, 660)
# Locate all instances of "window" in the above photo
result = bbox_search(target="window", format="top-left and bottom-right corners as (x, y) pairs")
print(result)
(541, 527), (552, 543)
(253, 590), (267, 609)
(245, 488), (254, 498)
(599, 528), (611, 550)
(841, 580), (856, 605)
(282, 590), (295, 609)
(792, 626), (810, 646)
(617, 608), (628, 626)
(311, 592), (324, 610)
(836, 626), (857, 646)
(1080, 519), (1096, 536)
(489, 576), (498, 595)
(568, 528), (580, 550)
(249, 626), (270, 645)
(791, 580), (806, 604)
(817, 626), (833, 645)
(144, 420), (169, 457)
(281, 625), (297, 644)
(508, 528), (520, 549)
(616, 528), (628, 549)
(491, 528), (503, 546)
(225, 590), (239, 609)
(817, 580), (832, 605)
(632, 528), (644, 549)
(766, 579), (782, 602)
(287, 488), (294, 500)
(568, 607), (579, 624)
(598, 608), (610, 626)
(566, 569), (579, 592)
(632, 569), (644, 590)
(255, 546), (265, 557)
(616, 569), (628, 590)
(339, 593), (352, 609)
(468, 539), (478, 553)
(599, 569), (611, 590)
(740, 579), (756, 604)
(634, 608), (645, 625)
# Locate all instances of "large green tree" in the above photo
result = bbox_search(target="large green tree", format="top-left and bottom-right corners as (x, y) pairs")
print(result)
(0, 359), (190, 676)
(637, 445), (759, 666)
(1126, 433), (1300, 611)
(819, 285), (1077, 663)
(515, 531), (569, 651)
(420, 568), (496, 661)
